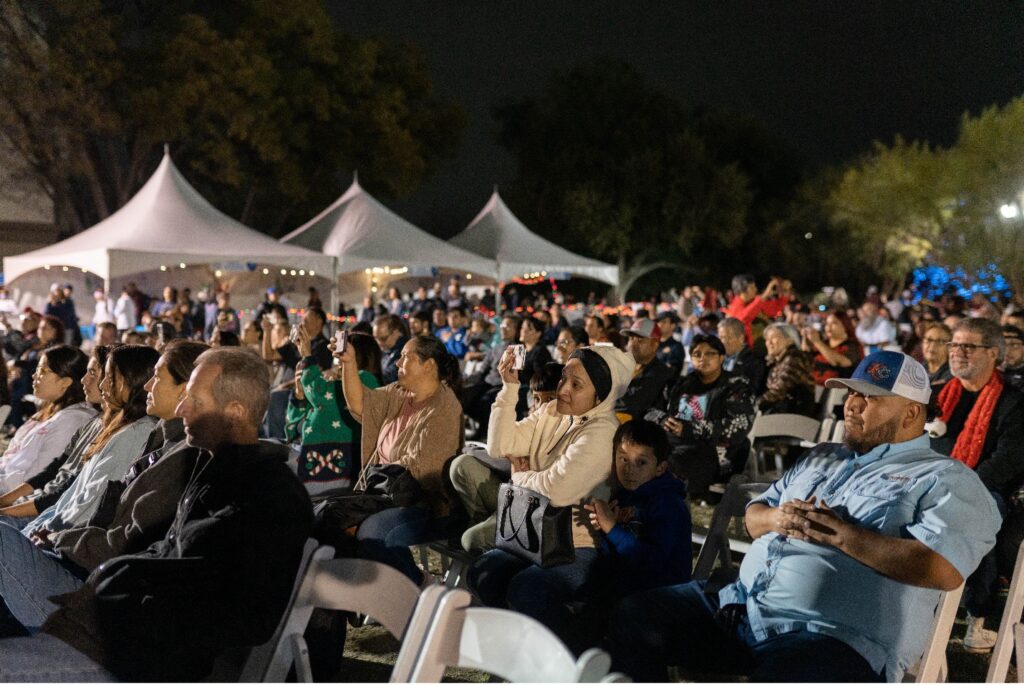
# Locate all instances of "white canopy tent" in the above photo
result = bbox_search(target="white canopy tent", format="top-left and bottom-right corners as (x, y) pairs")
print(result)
(2, 151), (335, 289)
(281, 177), (496, 278)
(449, 189), (619, 287)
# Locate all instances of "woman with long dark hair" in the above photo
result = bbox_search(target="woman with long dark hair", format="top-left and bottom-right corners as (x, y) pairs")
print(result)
(0, 346), (112, 521)
(21, 345), (159, 541)
(0, 345), (95, 492)
(336, 334), (463, 583)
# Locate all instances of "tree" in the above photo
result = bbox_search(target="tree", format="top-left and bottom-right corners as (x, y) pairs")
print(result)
(494, 60), (755, 302)
(942, 98), (1024, 295)
(0, 1), (465, 236)
(825, 137), (951, 295)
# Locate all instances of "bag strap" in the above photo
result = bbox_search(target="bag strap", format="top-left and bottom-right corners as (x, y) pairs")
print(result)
(498, 488), (541, 553)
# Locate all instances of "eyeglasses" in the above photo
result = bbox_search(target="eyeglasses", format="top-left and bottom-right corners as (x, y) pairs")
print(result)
(556, 340), (571, 348)
(690, 351), (721, 359)
(1005, 340), (1024, 348)
(945, 342), (993, 353)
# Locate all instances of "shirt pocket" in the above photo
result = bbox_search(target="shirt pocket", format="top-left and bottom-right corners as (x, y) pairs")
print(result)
(784, 468), (830, 501)
(844, 477), (916, 536)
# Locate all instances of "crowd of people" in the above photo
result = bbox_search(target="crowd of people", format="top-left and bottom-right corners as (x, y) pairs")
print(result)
(0, 271), (1022, 681)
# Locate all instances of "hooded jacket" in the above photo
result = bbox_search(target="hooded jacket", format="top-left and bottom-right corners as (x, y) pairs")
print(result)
(487, 343), (635, 549)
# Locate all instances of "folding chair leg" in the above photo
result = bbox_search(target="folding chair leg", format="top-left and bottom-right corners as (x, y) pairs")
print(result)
(291, 633), (313, 683)
(1016, 624), (1024, 684)
(442, 558), (469, 589)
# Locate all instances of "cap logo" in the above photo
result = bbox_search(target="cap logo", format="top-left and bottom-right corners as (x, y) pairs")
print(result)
(865, 362), (891, 382)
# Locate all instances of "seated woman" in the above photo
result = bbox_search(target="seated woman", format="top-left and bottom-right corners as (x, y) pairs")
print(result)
(19, 344), (160, 544)
(0, 346), (111, 523)
(0, 345), (95, 494)
(336, 335), (463, 584)
(0, 341), (208, 637)
(649, 334), (755, 500)
(8, 314), (64, 429)
(466, 344), (634, 646)
(513, 315), (554, 416)
(758, 323), (816, 417)
(804, 309), (863, 386)
(287, 329), (380, 492)
(451, 361), (565, 553)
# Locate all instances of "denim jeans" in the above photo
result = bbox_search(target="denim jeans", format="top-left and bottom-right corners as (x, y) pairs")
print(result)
(356, 506), (437, 584)
(468, 547), (600, 650)
(606, 580), (883, 683)
(0, 634), (114, 682)
(0, 523), (84, 634)
(262, 388), (291, 439)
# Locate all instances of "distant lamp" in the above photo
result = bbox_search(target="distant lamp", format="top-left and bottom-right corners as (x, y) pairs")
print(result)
(1000, 203), (1020, 220)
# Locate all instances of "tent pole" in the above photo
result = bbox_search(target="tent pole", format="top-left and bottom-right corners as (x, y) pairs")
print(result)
(329, 262), (340, 333)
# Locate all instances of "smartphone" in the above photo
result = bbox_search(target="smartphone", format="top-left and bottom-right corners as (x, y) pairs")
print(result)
(335, 330), (348, 355)
(510, 344), (526, 371)
(289, 325), (301, 343)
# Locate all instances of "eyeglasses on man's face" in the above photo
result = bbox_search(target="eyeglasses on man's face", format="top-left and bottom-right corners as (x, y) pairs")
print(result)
(945, 342), (993, 353)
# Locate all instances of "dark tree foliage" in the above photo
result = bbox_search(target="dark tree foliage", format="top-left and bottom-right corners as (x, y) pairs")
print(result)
(0, 0), (466, 236)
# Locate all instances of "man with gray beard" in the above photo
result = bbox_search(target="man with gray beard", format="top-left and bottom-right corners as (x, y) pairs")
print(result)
(928, 318), (1024, 653)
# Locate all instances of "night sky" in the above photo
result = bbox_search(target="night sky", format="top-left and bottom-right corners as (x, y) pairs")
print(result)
(331, 1), (1024, 236)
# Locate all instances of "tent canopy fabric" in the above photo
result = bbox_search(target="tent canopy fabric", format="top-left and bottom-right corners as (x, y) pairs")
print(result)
(449, 190), (619, 286)
(280, 178), (496, 277)
(2, 151), (335, 284)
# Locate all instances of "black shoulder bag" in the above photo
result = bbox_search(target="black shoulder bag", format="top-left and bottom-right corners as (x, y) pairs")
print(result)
(495, 482), (574, 568)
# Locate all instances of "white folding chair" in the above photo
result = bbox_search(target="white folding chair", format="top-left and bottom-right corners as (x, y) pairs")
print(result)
(0, 405), (11, 427)
(905, 583), (963, 682)
(745, 413), (821, 480)
(408, 588), (615, 683)
(819, 387), (848, 421)
(987, 542), (1024, 682)
(210, 539), (325, 682)
(831, 420), (846, 443)
(254, 555), (433, 682)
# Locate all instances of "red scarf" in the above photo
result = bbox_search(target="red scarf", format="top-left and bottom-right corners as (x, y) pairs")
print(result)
(936, 371), (1004, 469)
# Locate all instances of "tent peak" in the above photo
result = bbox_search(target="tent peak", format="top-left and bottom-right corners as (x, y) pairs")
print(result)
(163, 142), (170, 157)
(352, 169), (360, 186)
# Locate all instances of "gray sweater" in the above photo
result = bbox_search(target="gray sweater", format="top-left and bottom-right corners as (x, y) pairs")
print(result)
(23, 416), (159, 536)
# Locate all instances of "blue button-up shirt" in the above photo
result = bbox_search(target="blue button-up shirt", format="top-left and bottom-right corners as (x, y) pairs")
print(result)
(719, 433), (1000, 681)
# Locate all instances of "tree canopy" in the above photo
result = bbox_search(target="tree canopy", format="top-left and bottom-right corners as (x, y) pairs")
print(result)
(826, 96), (1024, 295)
(492, 60), (859, 301)
(0, 0), (465, 236)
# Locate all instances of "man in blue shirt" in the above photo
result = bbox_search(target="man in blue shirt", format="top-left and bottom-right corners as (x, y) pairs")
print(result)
(607, 351), (1001, 682)
(435, 306), (469, 359)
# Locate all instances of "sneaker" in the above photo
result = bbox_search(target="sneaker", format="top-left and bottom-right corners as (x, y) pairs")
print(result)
(963, 614), (998, 653)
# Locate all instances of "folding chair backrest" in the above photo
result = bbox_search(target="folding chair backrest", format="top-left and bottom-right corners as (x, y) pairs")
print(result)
(831, 420), (846, 443)
(256, 555), (425, 682)
(986, 541), (1024, 682)
(409, 589), (613, 683)
(819, 387), (848, 421)
(693, 475), (768, 583)
(907, 583), (963, 682)
(0, 405), (10, 427)
(237, 539), (329, 682)
(816, 417), (835, 443)
(747, 413), (821, 443)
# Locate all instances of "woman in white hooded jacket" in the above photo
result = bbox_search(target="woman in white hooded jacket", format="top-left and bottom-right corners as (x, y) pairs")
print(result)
(466, 343), (634, 644)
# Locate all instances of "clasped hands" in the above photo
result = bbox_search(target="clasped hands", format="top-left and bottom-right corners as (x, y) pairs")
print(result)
(770, 497), (851, 549)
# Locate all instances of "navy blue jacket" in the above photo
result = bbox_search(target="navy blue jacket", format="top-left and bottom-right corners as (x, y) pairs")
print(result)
(600, 471), (692, 597)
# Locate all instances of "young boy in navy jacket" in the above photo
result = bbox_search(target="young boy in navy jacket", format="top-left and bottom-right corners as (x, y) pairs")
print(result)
(585, 419), (692, 599)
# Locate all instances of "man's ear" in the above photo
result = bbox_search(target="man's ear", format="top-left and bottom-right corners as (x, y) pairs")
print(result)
(224, 401), (248, 424)
(655, 460), (669, 476)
